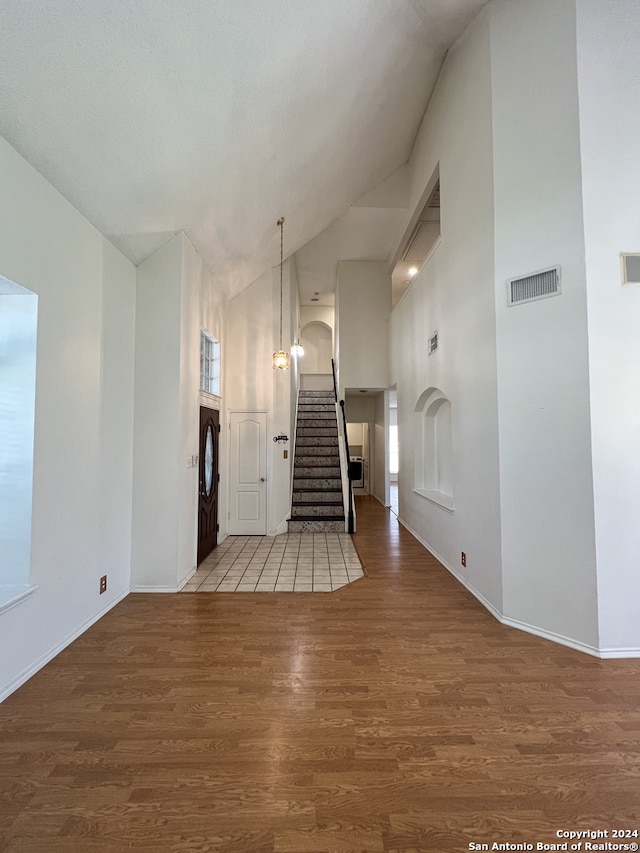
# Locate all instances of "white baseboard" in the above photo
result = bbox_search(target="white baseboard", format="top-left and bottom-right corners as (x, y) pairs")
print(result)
(397, 516), (640, 660)
(399, 517), (503, 623)
(595, 645), (640, 659)
(0, 588), (129, 703)
(499, 614), (602, 658)
(130, 586), (179, 593)
(177, 566), (197, 590)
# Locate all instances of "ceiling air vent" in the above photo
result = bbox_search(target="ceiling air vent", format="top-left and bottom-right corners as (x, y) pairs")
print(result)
(507, 266), (561, 306)
(428, 331), (439, 355)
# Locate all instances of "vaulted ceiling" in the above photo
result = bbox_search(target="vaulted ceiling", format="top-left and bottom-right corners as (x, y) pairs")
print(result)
(0, 0), (486, 303)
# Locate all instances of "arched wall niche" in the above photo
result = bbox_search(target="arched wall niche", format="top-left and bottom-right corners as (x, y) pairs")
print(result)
(413, 387), (454, 511)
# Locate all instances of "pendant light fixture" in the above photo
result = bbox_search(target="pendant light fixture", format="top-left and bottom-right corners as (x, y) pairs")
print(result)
(273, 216), (290, 370)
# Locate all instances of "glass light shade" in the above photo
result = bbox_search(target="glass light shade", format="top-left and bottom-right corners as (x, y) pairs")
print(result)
(273, 350), (290, 370)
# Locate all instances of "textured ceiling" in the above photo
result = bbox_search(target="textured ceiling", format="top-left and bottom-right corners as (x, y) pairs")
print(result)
(0, 0), (486, 301)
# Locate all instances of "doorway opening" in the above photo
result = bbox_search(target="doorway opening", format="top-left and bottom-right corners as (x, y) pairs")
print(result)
(388, 387), (398, 515)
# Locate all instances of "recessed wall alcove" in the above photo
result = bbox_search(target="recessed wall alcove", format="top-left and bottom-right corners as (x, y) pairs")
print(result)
(414, 386), (454, 511)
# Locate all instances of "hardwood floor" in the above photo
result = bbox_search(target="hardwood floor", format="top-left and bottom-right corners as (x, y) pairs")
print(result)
(1, 496), (639, 852)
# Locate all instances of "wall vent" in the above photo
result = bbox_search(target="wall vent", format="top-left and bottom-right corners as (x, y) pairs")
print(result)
(428, 331), (439, 355)
(507, 266), (561, 306)
(621, 253), (640, 285)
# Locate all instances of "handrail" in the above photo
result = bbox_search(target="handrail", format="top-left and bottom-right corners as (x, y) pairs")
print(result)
(288, 381), (300, 519)
(331, 358), (339, 402)
(339, 401), (355, 533)
(332, 358), (355, 534)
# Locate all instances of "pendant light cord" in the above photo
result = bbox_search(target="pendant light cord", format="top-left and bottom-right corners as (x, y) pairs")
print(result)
(277, 217), (284, 350)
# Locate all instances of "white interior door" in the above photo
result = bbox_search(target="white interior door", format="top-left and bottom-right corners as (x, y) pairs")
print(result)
(229, 412), (267, 534)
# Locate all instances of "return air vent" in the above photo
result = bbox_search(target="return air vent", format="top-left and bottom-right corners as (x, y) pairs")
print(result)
(507, 266), (561, 306)
(428, 331), (439, 355)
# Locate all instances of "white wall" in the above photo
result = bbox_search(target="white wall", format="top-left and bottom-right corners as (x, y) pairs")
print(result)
(226, 258), (295, 535)
(289, 259), (301, 512)
(131, 236), (183, 591)
(336, 261), (390, 394)
(178, 235), (209, 584)
(132, 233), (230, 589)
(576, 0), (640, 653)
(300, 305), (334, 335)
(271, 259), (294, 534)
(198, 237), (228, 541)
(0, 136), (136, 700)
(344, 395), (374, 425)
(390, 8), (503, 614)
(372, 392), (386, 504)
(490, 0), (598, 650)
(99, 242), (136, 599)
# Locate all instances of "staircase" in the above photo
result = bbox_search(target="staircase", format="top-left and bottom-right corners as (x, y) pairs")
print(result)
(289, 389), (345, 533)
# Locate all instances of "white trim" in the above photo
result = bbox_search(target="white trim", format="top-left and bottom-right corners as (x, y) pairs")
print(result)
(596, 646), (640, 659)
(0, 584), (37, 615)
(274, 520), (289, 536)
(620, 252), (640, 286)
(130, 586), (180, 593)
(399, 517), (502, 619)
(199, 390), (221, 406)
(413, 488), (454, 512)
(178, 566), (197, 589)
(398, 516), (640, 660)
(0, 588), (129, 703)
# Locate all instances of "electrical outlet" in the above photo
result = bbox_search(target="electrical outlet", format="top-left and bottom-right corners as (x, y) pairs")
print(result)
(461, 552), (466, 567)
(99, 575), (107, 594)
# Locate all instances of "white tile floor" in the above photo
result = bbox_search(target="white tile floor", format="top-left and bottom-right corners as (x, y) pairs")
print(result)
(181, 532), (364, 593)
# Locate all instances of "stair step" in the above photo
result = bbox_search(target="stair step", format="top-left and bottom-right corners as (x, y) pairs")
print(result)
(295, 436), (339, 447)
(298, 403), (334, 408)
(294, 466), (340, 477)
(296, 421), (337, 431)
(288, 518), (345, 533)
(294, 477), (342, 489)
(292, 491), (342, 503)
(295, 457), (340, 467)
(297, 428), (338, 437)
(293, 446), (339, 457)
(291, 504), (344, 517)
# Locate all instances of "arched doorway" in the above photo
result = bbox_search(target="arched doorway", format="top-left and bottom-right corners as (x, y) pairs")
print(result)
(300, 321), (332, 374)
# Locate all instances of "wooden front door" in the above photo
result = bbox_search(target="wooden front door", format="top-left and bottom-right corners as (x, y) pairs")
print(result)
(198, 407), (219, 564)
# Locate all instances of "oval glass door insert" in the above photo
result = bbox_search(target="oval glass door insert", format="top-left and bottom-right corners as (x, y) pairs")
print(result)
(204, 424), (214, 497)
